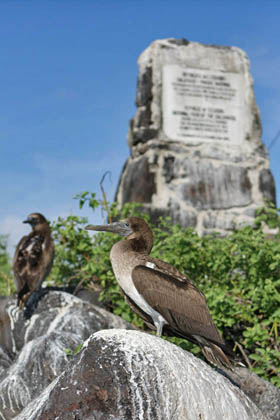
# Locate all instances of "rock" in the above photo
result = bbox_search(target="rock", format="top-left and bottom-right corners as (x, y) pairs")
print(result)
(119, 155), (156, 203)
(116, 38), (276, 235)
(178, 162), (252, 210)
(16, 329), (269, 420)
(259, 169), (276, 202)
(163, 156), (252, 210)
(1, 294), (278, 419)
(0, 291), (134, 419)
(226, 367), (280, 420)
(203, 211), (237, 230)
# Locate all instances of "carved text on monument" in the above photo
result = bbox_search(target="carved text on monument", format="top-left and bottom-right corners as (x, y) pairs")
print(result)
(162, 65), (245, 144)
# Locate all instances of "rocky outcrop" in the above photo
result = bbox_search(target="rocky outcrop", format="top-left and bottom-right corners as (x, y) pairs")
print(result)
(1, 292), (279, 419)
(0, 291), (134, 419)
(16, 330), (269, 420)
(227, 367), (280, 420)
(116, 38), (276, 234)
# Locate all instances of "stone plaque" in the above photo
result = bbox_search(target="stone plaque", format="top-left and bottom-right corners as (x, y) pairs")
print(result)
(162, 65), (245, 144)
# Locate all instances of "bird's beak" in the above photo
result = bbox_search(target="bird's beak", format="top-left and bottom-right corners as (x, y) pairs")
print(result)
(23, 219), (31, 224)
(85, 221), (132, 237)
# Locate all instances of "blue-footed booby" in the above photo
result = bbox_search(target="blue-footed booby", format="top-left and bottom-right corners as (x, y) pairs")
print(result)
(86, 217), (234, 369)
(13, 213), (54, 308)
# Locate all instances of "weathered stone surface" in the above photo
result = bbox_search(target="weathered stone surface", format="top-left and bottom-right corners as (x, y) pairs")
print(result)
(0, 291), (134, 419)
(136, 65), (153, 107)
(178, 161), (252, 210)
(120, 155), (156, 203)
(16, 330), (269, 420)
(203, 211), (237, 230)
(226, 367), (280, 420)
(116, 38), (276, 235)
(1, 296), (278, 420)
(167, 199), (198, 227)
(259, 168), (276, 203)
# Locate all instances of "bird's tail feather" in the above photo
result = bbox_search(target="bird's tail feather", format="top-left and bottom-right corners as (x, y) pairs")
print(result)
(200, 342), (233, 370)
(193, 334), (233, 370)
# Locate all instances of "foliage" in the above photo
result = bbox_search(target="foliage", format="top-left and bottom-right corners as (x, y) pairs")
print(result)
(64, 343), (83, 357)
(0, 235), (13, 296)
(50, 193), (280, 386)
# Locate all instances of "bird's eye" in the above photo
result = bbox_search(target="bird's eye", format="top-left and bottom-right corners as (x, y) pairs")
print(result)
(124, 222), (129, 227)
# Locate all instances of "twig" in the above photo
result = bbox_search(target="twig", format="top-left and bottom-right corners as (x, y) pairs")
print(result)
(73, 272), (101, 295)
(73, 276), (87, 295)
(234, 341), (252, 369)
(100, 171), (112, 223)
(267, 364), (280, 377)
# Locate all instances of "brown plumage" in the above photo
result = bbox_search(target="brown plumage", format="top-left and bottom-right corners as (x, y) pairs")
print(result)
(86, 217), (234, 369)
(13, 213), (54, 308)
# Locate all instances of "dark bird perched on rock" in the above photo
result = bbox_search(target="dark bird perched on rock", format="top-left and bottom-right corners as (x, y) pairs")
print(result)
(86, 217), (234, 369)
(13, 213), (54, 308)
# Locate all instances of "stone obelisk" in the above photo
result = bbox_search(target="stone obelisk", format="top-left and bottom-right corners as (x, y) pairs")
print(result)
(115, 38), (276, 234)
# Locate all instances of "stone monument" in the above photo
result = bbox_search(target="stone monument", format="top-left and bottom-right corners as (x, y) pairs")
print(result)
(115, 38), (276, 234)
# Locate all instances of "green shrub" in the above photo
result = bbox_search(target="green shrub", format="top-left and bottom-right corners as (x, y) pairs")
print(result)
(49, 193), (280, 387)
(0, 235), (13, 296)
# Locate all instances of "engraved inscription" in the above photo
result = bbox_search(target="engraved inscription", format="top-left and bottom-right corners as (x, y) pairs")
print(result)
(162, 65), (245, 144)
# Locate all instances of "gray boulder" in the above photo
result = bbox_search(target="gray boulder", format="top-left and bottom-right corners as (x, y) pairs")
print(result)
(0, 291), (133, 419)
(226, 367), (280, 420)
(1, 291), (279, 419)
(16, 329), (268, 420)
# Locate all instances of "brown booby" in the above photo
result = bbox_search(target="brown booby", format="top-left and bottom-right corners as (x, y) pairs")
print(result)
(13, 213), (54, 308)
(86, 217), (234, 369)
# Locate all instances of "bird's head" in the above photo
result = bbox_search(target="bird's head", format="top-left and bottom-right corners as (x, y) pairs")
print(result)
(23, 213), (49, 232)
(86, 217), (153, 253)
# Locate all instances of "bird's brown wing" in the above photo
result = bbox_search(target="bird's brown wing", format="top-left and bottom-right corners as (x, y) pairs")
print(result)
(13, 235), (30, 292)
(132, 265), (224, 346)
(13, 233), (44, 293)
(146, 256), (189, 283)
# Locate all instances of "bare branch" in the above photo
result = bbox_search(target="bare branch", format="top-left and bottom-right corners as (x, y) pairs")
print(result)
(100, 171), (112, 223)
(234, 341), (252, 369)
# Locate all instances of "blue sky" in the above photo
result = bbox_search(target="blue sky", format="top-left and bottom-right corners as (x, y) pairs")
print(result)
(0, 0), (279, 254)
